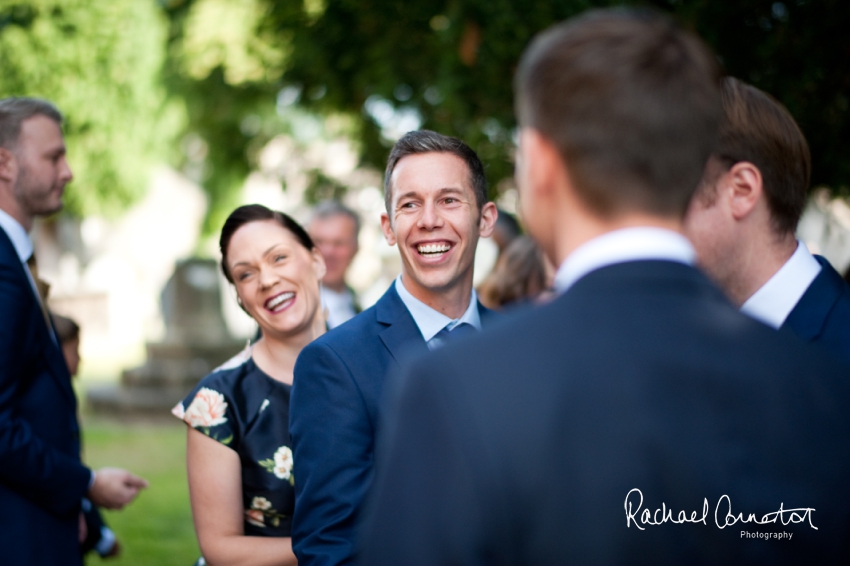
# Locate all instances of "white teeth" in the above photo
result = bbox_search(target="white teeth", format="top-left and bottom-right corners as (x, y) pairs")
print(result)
(267, 292), (295, 310)
(417, 243), (451, 254)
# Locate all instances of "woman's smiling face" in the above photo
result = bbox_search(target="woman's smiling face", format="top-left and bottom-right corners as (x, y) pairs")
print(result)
(226, 219), (325, 339)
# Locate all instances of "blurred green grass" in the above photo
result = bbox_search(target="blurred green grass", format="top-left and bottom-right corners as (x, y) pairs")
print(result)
(81, 418), (200, 565)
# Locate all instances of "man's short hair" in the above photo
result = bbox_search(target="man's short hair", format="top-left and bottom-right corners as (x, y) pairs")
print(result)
(515, 9), (722, 218)
(0, 97), (63, 149)
(311, 200), (361, 238)
(703, 77), (810, 235)
(383, 130), (488, 214)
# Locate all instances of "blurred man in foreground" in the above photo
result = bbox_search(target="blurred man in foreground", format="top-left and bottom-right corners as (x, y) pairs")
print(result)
(684, 77), (850, 363)
(360, 10), (850, 564)
(0, 97), (147, 565)
(308, 200), (362, 328)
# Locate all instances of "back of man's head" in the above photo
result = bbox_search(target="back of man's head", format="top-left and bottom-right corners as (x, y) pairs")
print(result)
(0, 97), (63, 149)
(515, 9), (721, 218)
(706, 77), (810, 235)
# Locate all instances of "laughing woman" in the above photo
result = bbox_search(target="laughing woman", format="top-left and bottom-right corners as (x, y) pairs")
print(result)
(173, 205), (326, 566)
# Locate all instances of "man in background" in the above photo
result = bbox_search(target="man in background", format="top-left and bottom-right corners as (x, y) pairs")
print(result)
(53, 313), (121, 559)
(684, 77), (850, 363)
(359, 11), (850, 564)
(290, 130), (498, 566)
(308, 200), (361, 328)
(0, 97), (147, 565)
(491, 207), (522, 256)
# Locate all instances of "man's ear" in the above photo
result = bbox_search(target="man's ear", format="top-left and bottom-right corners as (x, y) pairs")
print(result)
(725, 162), (763, 221)
(0, 147), (17, 184)
(311, 248), (327, 281)
(478, 202), (498, 238)
(380, 212), (397, 246)
(518, 128), (569, 207)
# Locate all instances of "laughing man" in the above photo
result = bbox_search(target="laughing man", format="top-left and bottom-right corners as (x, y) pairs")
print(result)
(289, 130), (499, 566)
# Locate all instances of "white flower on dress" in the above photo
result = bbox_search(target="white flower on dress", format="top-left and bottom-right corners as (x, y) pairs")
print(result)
(171, 402), (185, 419)
(245, 509), (265, 528)
(259, 399), (270, 413)
(251, 496), (272, 511)
(272, 446), (294, 480)
(183, 387), (228, 428)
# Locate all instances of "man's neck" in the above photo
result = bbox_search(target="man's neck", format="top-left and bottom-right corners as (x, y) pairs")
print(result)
(323, 280), (348, 294)
(727, 231), (797, 307)
(399, 273), (473, 319)
(0, 196), (32, 232)
(552, 211), (684, 268)
(256, 316), (326, 383)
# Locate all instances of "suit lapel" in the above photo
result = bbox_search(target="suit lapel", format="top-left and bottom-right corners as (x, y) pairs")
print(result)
(782, 255), (843, 341)
(376, 285), (428, 366)
(374, 285), (499, 366)
(0, 228), (77, 407)
(477, 301), (498, 327)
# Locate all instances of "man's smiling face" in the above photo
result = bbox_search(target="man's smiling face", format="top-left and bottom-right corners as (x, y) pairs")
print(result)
(381, 151), (495, 303)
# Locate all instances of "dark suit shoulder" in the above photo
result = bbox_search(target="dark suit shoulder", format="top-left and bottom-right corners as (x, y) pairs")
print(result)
(368, 260), (850, 564)
(302, 302), (386, 372)
(416, 260), (848, 436)
(783, 256), (850, 364)
(313, 300), (382, 346)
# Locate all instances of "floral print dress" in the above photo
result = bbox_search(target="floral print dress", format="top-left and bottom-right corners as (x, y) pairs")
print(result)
(172, 348), (295, 537)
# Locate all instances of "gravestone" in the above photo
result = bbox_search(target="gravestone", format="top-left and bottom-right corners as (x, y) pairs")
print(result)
(87, 258), (246, 417)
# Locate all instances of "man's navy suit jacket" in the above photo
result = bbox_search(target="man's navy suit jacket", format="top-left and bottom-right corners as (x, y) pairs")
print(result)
(290, 283), (496, 566)
(782, 255), (850, 364)
(361, 260), (850, 565)
(0, 227), (91, 564)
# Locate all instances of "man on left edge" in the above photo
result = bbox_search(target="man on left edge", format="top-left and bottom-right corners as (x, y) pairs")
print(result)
(0, 97), (147, 565)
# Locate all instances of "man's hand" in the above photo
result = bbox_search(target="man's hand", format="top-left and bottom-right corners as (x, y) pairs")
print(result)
(87, 468), (149, 510)
(78, 512), (87, 543)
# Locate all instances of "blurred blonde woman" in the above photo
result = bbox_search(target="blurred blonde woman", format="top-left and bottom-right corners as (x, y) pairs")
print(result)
(478, 235), (556, 309)
(173, 205), (326, 566)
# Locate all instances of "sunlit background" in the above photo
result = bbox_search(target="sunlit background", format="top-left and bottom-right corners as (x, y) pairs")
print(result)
(2, 0), (849, 563)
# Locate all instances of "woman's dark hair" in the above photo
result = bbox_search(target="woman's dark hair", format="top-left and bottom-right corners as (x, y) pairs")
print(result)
(219, 204), (315, 283)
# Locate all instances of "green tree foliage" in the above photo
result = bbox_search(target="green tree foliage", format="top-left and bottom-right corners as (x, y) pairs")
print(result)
(266, 0), (612, 198)
(0, 0), (182, 217)
(269, 0), (850, 194)
(161, 0), (284, 235)
(3, 0), (846, 226)
(651, 0), (850, 193)
(163, 0), (850, 226)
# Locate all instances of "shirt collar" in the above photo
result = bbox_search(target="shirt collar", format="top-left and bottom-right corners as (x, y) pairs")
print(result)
(0, 208), (33, 262)
(554, 227), (695, 293)
(740, 240), (822, 329)
(321, 286), (353, 301)
(394, 275), (481, 342)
